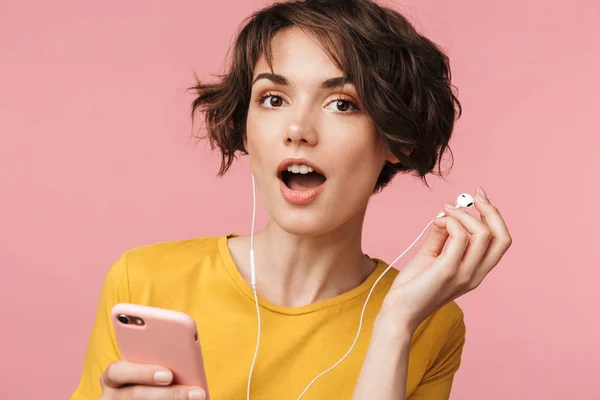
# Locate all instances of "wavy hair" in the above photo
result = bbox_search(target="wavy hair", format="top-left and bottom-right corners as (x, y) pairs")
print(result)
(189, 0), (461, 191)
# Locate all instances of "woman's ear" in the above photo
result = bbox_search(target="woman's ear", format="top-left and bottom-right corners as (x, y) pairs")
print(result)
(386, 144), (413, 164)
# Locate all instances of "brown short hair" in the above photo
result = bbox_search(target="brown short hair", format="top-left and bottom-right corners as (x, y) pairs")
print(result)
(189, 0), (461, 192)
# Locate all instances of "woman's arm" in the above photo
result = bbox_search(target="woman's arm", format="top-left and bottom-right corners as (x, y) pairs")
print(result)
(353, 309), (466, 400)
(353, 191), (510, 399)
(71, 253), (131, 399)
(352, 316), (412, 400)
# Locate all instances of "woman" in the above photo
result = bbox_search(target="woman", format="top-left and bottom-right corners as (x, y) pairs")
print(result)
(72, 0), (512, 399)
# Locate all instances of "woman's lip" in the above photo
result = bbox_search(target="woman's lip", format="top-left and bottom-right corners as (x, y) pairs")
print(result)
(279, 178), (326, 205)
(277, 157), (326, 177)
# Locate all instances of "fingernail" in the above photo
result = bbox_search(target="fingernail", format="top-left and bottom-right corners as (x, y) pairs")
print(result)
(189, 389), (206, 400)
(443, 202), (455, 210)
(154, 370), (172, 384)
(477, 187), (489, 202)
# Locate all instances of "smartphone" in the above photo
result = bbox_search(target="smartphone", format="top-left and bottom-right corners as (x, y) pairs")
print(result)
(111, 303), (210, 398)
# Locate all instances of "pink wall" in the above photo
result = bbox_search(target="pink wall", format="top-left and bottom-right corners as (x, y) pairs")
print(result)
(1, 0), (598, 398)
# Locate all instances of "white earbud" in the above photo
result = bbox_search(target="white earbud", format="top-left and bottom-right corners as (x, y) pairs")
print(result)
(435, 193), (475, 218)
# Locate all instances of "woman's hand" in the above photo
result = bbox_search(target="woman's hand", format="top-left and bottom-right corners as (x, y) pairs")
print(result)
(378, 187), (512, 333)
(99, 360), (207, 400)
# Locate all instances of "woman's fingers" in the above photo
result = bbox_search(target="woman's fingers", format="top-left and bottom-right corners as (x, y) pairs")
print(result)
(100, 360), (207, 400)
(431, 214), (470, 281)
(101, 360), (173, 389)
(111, 385), (206, 400)
(469, 190), (513, 287)
(438, 201), (492, 286)
(419, 208), (451, 257)
(439, 189), (512, 294)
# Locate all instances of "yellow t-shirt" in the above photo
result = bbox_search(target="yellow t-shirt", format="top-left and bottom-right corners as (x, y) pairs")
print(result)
(71, 235), (466, 400)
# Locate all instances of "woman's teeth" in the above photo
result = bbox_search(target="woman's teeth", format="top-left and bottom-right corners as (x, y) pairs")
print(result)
(286, 164), (314, 174)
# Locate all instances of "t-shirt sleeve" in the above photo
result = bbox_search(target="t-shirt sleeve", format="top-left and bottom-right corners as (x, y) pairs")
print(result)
(408, 310), (466, 400)
(71, 252), (131, 400)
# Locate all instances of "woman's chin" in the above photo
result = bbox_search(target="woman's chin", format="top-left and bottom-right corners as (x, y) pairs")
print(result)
(271, 210), (338, 237)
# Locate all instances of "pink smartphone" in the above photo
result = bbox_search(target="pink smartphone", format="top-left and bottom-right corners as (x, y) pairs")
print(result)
(111, 303), (210, 398)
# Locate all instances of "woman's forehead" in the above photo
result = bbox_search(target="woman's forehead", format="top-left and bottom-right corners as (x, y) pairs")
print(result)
(253, 27), (344, 75)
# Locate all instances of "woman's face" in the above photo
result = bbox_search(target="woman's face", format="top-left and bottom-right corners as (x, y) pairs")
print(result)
(245, 26), (397, 236)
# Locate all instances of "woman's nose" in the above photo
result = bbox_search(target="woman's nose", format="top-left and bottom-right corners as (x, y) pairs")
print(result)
(283, 119), (318, 147)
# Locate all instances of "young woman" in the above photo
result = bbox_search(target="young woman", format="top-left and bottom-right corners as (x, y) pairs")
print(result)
(72, 1), (512, 399)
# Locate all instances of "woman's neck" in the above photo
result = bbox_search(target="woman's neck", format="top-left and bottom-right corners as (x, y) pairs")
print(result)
(228, 206), (378, 308)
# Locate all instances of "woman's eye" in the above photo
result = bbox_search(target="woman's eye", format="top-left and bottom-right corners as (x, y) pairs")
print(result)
(258, 94), (287, 108)
(257, 94), (358, 113)
(326, 98), (358, 113)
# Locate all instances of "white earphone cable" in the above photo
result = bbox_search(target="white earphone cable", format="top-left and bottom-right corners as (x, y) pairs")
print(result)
(293, 219), (435, 399)
(247, 174), (260, 400)
(246, 174), (459, 399)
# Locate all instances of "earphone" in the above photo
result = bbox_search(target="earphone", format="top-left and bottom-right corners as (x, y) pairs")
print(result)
(435, 193), (475, 218)
(246, 173), (474, 399)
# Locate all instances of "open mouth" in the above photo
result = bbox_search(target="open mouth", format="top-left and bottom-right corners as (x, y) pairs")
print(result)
(279, 164), (327, 191)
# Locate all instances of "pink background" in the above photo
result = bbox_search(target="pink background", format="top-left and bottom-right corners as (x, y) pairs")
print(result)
(1, 0), (598, 398)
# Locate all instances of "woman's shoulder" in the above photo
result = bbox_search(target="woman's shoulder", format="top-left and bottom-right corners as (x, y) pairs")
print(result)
(125, 236), (221, 263)
(414, 300), (465, 350)
(427, 301), (464, 329)
(114, 235), (226, 284)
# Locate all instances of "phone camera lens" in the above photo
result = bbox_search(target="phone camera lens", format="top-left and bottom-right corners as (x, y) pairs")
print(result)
(117, 315), (130, 324)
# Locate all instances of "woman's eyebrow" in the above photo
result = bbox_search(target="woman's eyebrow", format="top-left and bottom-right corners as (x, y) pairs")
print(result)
(252, 73), (353, 89)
